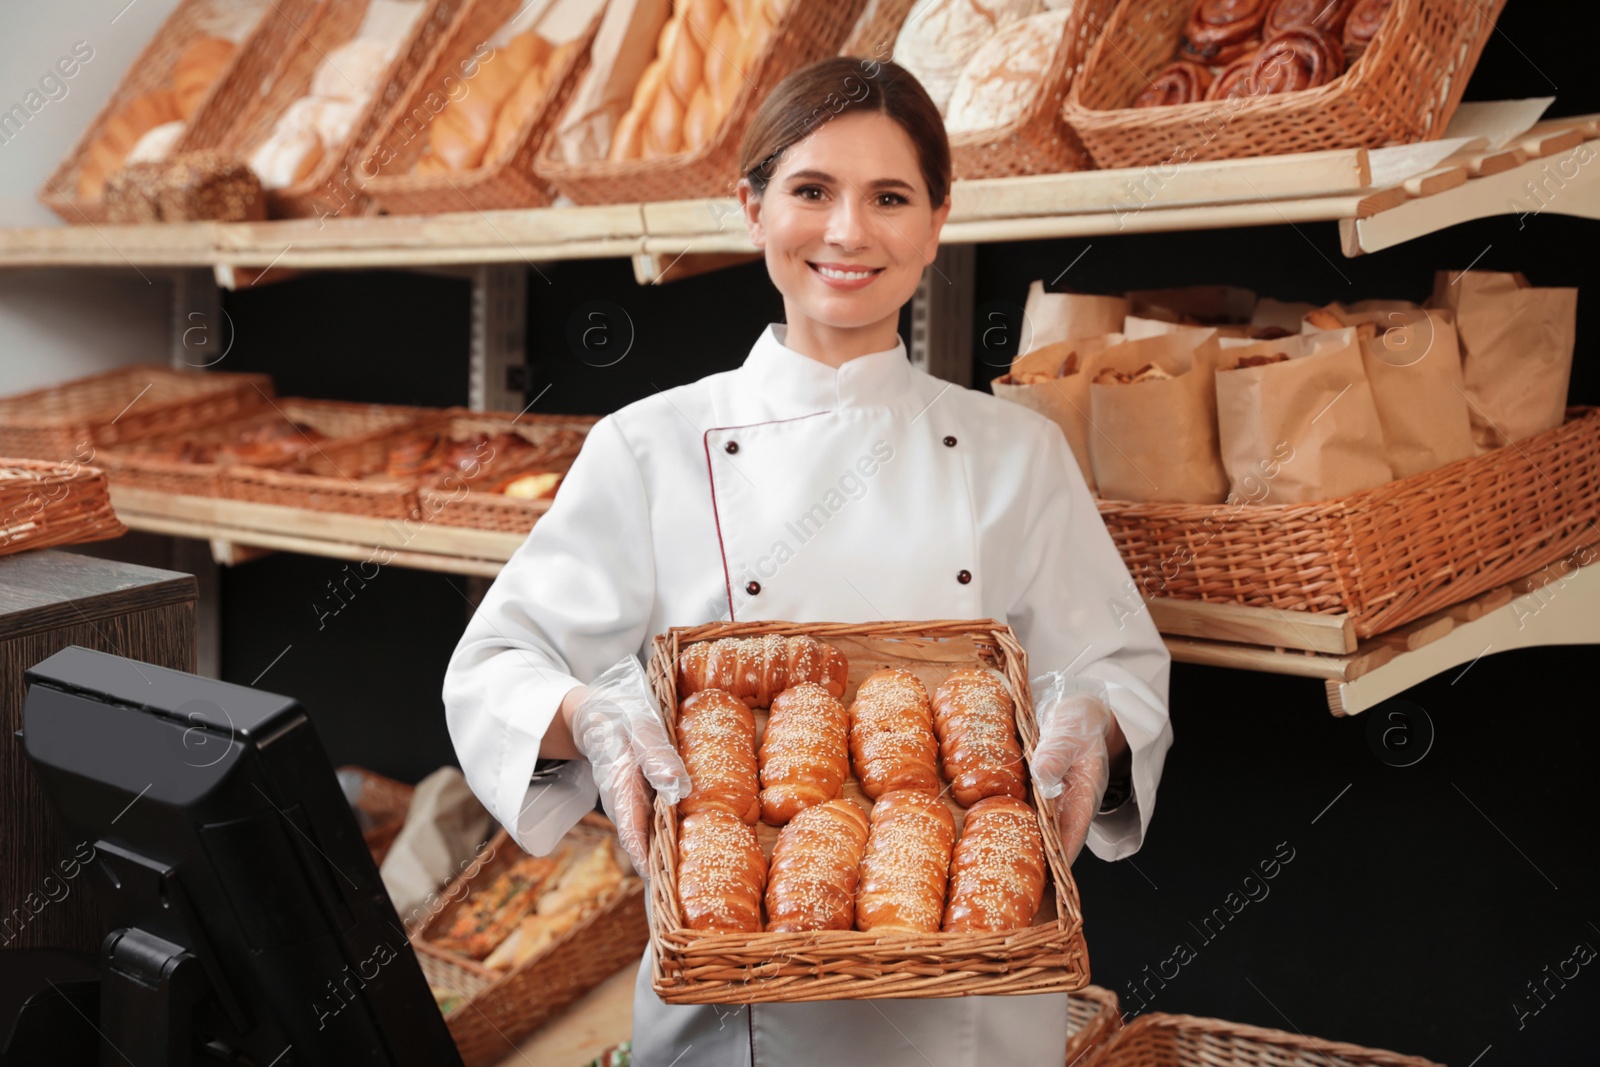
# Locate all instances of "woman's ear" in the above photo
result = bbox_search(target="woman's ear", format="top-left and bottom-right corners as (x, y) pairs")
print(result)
(736, 177), (765, 248)
(924, 195), (952, 263)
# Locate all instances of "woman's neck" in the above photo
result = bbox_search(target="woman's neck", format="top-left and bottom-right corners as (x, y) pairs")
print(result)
(778, 308), (901, 369)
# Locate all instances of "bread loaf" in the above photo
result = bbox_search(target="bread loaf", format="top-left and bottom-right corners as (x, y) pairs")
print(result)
(172, 36), (236, 120)
(78, 91), (181, 199)
(764, 798), (869, 931)
(945, 9), (1068, 134)
(847, 669), (940, 799)
(758, 682), (850, 825)
(941, 795), (1045, 932)
(894, 0), (1042, 116)
(854, 789), (955, 933)
(677, 688), (761, 824)
(677, 634), (848, 708)
(931, 668), (1027, 807)
(678, 809), (766, 931)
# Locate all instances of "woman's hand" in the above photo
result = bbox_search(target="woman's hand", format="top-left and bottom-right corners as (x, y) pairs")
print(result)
(564, 656), (692, 875)
(1028, 673), (1128, 865)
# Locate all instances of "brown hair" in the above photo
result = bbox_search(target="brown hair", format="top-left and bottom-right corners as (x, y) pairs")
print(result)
(737, 56), (951, 209)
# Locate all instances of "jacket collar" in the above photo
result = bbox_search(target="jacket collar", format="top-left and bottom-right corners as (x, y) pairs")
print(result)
(738, 322), (913, 418)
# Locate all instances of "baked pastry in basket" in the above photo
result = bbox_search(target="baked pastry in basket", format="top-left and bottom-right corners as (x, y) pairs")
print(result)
(942, 795), (1046, 933)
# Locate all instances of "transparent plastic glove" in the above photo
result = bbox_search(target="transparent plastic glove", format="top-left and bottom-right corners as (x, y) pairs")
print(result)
(569, 655), (691, 875)
(1028, 672), (1113, 866)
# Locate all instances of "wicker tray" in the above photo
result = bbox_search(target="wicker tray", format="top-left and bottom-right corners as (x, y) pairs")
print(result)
(644, 618), (1089, 1005)
(0, 459), (128, 558)
(843, 0), (1112, 180)
(1096, 406), (1600, 640)
(0, 366), (274, 462)
(1061, 0), (1505, 169)
(97, 397), (429, 498)
(1066, 985), (1124, 1066)
(1080, 1012), (1442, 1067)
(535, 0), (868, 205)
(358, 0), (601, 214)
(414, 815), (649, 1067)
(338, 765), (416, 867)
(414, 409), (596, 531)
(222, 411), (440, 519)
(215, 0), (467, 219)
(38, 0), (322, 225)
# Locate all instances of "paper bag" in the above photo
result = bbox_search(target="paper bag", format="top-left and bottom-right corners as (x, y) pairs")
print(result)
(1215, 328), (1394, 504)
(1123, 315), (1283, 343)
(380, 766), (493, 927)
(1023, 281), (1130, 349)
(992, 333), (1125, 491)
(1303, 303), (1475, 478)
(1088, 331), (1230, 503)
(1430, 270), (1578, 451)
(549, 0), (670, 163)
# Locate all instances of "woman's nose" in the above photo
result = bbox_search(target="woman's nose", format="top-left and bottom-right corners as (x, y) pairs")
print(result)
(824, 193), (870, 249)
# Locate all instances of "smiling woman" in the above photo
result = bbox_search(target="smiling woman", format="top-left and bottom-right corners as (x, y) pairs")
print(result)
(733, 57), (953, 369)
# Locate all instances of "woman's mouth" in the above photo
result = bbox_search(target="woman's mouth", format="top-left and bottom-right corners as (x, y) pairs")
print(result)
(808, 262), (884, 290)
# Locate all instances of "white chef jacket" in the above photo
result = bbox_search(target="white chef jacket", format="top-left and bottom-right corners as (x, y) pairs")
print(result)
(442, 323), (1174, 1067)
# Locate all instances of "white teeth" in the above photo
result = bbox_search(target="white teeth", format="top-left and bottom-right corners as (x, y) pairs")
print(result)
(815, 265), (874, 281)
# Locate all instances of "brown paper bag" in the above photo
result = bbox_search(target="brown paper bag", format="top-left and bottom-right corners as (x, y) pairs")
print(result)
(1215, 328), (1394, 504)
(1023, 281), (1129, 349)
(1430, 270), (1578, 451)
(1127, 285), (1257, 325)
(549, 0), (670, 163)
(992, 333), (1125, 491)
(1088, 332), (1229, 503)
(1123, 315), (1286, 343)
(1303, 304), (1475, 478)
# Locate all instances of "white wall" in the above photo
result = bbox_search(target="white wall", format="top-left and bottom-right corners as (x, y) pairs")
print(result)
(0, 0), (183, 395)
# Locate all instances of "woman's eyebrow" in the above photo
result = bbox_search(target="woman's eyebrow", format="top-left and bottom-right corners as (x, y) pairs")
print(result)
(784, 168), (917, 193)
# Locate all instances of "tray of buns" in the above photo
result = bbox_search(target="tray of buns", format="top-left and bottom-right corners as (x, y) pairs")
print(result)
(38, 0), (322, 225)
(405, 409), (597, 531)
(358, 0), (603, 215)
(535, 0), (867, 206)
(98, 397), (430, 498)
(214, 0), (467, 219)
(643, 618), (1089, 1004)
(1062, 0), (1505, 169)
(412, 814), (649, 1067)
(0, 365), (274, 463)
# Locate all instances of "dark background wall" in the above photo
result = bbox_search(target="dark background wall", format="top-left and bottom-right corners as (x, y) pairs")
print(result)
(207, 4), (1597, 1062)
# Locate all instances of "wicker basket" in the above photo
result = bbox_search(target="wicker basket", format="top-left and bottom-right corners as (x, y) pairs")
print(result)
(535, 0), (868, 205)
(1066, 985), (1124, 1066)
(358, 0), (601, 214)
(37, 0), (323, 225)
(338, 765), (416, 867)
(0, 366), (274, 463)
(1080, 1012), (1443, 1067)
(97, 397), (430, 498)
(215, 0), (467, 219)
(645, 618), (1090, 1005)
(414, 815), (650, 1067)
(0, 459), (128, 558)
(842, 0), (1113, 180)
(1061, 0), (1505, 169)
(414, 409), (596, 531)
(222, 412), (439, 519)
(1095, 406), (1600, 640)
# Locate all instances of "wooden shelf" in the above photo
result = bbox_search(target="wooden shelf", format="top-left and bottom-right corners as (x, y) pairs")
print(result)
(5, 116), (1594, 271)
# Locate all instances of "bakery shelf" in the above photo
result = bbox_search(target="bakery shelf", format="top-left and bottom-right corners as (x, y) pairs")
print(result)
(1160, 554), (1600, 716)
(3, 115), (1595, 270)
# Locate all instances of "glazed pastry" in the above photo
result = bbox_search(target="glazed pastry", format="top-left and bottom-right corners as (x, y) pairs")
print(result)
(854, 789), (955, 933)
(847, 669), (940, 800)
(677, 688), (761, 824)
(1264, 0), (1355, 36)
(941, 795), (1046, 933)
(1242, 27), (1345, 94)
(1341, 0), (1392, 61)
(764, 797), (869, 931)
(758, 682), (850, 824)
(1133, 61), (1215, 108)
(1178, 0), (1269, 65)
(931, 668), (1026, 808)
(677, 634), (848, 707)
(678, 809), (766, 932)
(1206, 51), (1260, 100)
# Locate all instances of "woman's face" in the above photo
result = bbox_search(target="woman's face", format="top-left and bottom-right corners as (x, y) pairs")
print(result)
(738, 109), (950, 338)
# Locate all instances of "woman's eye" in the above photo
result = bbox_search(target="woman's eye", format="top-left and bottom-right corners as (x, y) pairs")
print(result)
(796, 185), (824, 201)
(876, 193), (908, 207)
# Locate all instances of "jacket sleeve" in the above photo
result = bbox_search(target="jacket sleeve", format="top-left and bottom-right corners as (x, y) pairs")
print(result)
(441, 415), (657, 855)
(1005, 424), (1174, 861)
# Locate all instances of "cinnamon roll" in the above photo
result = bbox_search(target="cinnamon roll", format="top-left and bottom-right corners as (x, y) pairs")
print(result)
(1243, 27), (1346, 95)
(1342, 0), (1393, 62)
(1206, 51), (1261, 100)
(1178, 0), (1269, 65)
(1133, 61), (1215, 108)
(1265, 0), (1356, 37)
